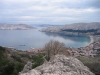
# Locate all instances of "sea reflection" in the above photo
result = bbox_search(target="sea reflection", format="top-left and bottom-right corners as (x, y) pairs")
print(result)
(43, 32), (90, 42)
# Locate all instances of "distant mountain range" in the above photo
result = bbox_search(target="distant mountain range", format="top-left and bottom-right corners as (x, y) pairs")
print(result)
(41, 22), (100, 35)
(32, 24), (60, 27)
(0, 24), (34, 30)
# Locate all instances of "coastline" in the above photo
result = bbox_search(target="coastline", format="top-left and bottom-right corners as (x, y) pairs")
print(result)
(88, 36), (94, 45)
(78, 35), (94, 48)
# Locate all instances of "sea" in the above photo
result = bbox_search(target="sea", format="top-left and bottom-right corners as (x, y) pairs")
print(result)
(0, 27), (91, 50)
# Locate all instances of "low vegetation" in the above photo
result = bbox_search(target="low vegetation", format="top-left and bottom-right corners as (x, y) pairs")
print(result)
(0, 46), (44, 75)
(0, 46), (25, 75)
(77, 56), (100, 75)
(32, 53), (44, 68)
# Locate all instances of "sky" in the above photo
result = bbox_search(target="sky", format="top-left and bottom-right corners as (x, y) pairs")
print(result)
(0, 0), (100, 25)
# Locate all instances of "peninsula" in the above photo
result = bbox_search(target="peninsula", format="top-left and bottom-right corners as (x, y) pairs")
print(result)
(41, 22), (100, 35)
(0, 24), (34, 30)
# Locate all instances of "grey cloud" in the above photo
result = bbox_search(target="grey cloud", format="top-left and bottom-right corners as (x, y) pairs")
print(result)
(57, 0), (100, 9)
(0, 0), (100, 24)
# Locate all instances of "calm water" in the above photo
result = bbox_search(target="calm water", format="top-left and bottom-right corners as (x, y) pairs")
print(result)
(0, 27), (91, 50)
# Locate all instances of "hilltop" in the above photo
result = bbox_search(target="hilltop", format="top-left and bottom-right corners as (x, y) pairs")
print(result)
(41, 22), (100, 35)
(0, 24), (34, 30)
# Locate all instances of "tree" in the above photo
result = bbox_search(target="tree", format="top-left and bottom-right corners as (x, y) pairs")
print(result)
(44, 40), (69, 61)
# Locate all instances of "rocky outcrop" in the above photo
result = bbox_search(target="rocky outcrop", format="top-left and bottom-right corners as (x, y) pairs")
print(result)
(0, 24), (34, 30)
(19, 55), (94, 75)
(41, 22), (100, 35)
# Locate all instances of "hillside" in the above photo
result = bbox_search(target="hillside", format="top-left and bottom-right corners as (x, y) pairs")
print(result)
(0, 44), (100, 75)
(0, 46), (44, 75)
(41, 22), (100, 35)
(0, 24), (34, 30)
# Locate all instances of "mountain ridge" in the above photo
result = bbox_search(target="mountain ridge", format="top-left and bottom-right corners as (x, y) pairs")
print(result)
(41, 22), (100, 35)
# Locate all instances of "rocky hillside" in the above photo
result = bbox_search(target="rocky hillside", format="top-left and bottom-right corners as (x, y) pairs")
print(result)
(19, 55), (94, 75)
(41, 22), (100, 35)
(0, 46), (44, 75)
(0, 24), (34, 30)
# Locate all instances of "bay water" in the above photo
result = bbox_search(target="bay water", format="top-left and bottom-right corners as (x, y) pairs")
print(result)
(0, 27), (91, 50)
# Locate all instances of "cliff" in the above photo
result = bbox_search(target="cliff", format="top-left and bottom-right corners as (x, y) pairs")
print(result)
(41, 22), (100, 35)
(0, 24), (34, 30)
(19, 55), (94, 75)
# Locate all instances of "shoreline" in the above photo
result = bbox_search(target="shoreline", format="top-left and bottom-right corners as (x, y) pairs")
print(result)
(80, 36), (94, 48)
(79, 36), (94, 48)
(88, 36), (94, 45)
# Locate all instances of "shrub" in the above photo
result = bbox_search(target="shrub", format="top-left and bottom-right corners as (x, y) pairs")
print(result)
(44, 40), (69, 61)
(32, 53), (44, 68)
(11, 55), (22, 62)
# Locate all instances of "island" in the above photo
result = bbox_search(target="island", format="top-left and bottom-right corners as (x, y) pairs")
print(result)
(0, 24), (34, 30)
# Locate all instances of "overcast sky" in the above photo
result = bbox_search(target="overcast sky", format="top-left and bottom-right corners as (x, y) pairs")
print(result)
(0, 0), (100, 25)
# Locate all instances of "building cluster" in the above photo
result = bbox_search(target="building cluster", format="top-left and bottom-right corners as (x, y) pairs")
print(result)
(27, 48), (43, 53)
(67, 41), (100, 57)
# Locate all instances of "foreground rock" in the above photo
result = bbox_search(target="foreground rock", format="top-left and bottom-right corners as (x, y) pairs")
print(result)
(19, 55), (94, 75)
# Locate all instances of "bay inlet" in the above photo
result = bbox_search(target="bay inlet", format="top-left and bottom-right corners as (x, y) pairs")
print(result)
(0, 27), (91, 50)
